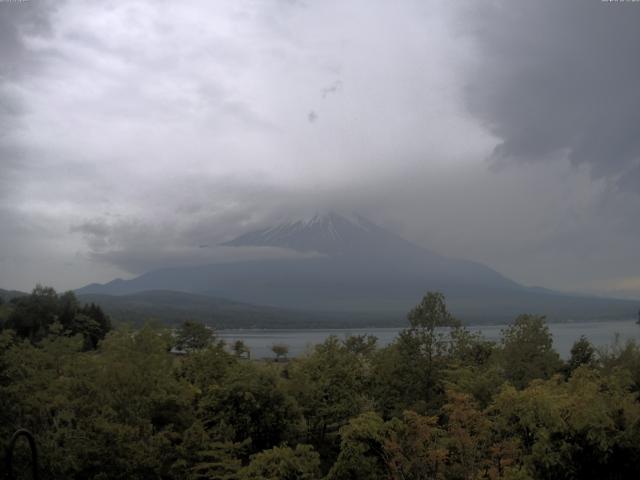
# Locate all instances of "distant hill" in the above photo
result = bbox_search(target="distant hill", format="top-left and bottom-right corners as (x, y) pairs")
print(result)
(0, 288), (28, 303)
(77, 290), (399, 329)
(77, 212), (639, 324)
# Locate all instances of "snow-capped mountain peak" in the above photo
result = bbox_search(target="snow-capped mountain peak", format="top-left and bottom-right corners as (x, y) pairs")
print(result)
(221, 212), (415, 256)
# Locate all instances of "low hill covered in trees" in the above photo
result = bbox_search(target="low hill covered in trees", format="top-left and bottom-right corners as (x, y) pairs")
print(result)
(2, 292), (640, 478)
(76, 290), (399, 329)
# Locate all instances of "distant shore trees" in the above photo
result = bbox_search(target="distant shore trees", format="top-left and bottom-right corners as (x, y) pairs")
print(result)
(1, 284), (111, 349)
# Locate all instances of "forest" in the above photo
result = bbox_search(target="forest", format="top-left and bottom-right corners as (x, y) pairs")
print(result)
(2, 288), (640, 479)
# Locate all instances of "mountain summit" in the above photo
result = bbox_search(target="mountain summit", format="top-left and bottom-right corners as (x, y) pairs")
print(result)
(221, 212), (431, 258)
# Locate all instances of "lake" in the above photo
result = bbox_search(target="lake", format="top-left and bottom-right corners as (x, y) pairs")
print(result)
(218, 319), (640, 359)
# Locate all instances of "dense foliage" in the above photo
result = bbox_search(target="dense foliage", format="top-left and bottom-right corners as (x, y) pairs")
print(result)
(1, 286), (111, 349)
(2, 291), (640, 479)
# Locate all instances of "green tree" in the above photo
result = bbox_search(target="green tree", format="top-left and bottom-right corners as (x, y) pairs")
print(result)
(232, 340), (250, 359)
(58, 290), (79, 330)
(372, 292), (458, 416)
(179, 342), (236, 392)
(326, 412), (389, 480)
(7, 285), (59, 342)
(0, 297), (10, 330)
(499, 314), (562, 389)
(343, 334), (378, 357)
(239, 444), (321, 480)
(77, 302), (112, 348)
(288, 336), (368, 450)
(407, 291), (460, 329)
(176, 320), (214, 351)
(567, 335), (597, 374)
(598, 338), (640, 395)
(199, 363), (300, 452)
(4, 287), (110, 349)
(189, 437), (247, 480)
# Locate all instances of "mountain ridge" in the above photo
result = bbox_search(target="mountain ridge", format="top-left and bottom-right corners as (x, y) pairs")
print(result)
(77, 212), (638, 324)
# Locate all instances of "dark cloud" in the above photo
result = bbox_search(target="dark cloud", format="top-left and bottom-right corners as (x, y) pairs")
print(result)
(0, 0), (59, 96)
(0, 1), (54, 74)
(464, 0), (640, 191)
(70, 209), (323, 274)
(0, 0), (60, 189)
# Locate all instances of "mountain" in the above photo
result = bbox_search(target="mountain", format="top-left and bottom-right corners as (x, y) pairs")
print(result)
(77, 290), (388, 328)
(77, 212), (638, 324)
(0, 288), (28, 303)
(223, 212), (432, 258)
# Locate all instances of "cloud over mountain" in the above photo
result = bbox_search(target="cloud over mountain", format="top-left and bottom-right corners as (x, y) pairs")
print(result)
(1, 1), (640, 299)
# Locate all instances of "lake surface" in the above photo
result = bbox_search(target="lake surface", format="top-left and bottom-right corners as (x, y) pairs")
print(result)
(218, 319), (640, 359)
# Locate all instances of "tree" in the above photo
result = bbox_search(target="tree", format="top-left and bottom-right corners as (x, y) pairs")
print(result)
(3, 287), (110, 349)
(407, 292), (460, 330)
(343, 334), (378, 357)
(372, 292), (458, 416)
(199, 363), (300, 452)
(232, 340), (250, 359)
(189, 437), (247, 480)
(239, 444), (321, 480)
(272, 343), (289, 362)
(326, 412), (389, 480)
(500, 314), (562, 389)
(77, 302), (111, 348)
(384, 411), (448, 480)
(178, 342), (236, 391)
(0, 297), (8, 330)
(175, 320), (214, 351)
(58, 290), (79, 330)
(442, 391), (492, 479)
(288, 336), (367, 443)
(567, 336), (596, 373)
(6, 285), (59, 342)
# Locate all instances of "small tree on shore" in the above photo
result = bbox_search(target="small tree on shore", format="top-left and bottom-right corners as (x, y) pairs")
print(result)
(232, 339), (250, 359)
(272, 343), (289, 362)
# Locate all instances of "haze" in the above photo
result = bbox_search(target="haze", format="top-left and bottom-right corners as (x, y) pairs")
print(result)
(1, 0), (640, 299)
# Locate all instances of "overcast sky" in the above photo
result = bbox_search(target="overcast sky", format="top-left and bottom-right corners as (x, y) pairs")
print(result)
(1, 0), (640, 298)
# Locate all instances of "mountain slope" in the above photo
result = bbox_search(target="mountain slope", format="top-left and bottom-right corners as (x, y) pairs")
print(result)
(77, 290), (391, 328)
(0, 288), (28, 303)
(77, 213), (638, 323)
(223, 212), (429, 257)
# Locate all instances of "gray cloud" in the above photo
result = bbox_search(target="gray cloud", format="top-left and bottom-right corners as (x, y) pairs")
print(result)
(1, 0), (639, 299)
(0, 0), (60, 194)
(0, 0), (55, 76)
(462, 0), (640, 191)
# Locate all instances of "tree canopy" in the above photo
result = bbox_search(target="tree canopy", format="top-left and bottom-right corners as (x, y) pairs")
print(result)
(2, 290), (640, 479)
(2, 285), (111, 349)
